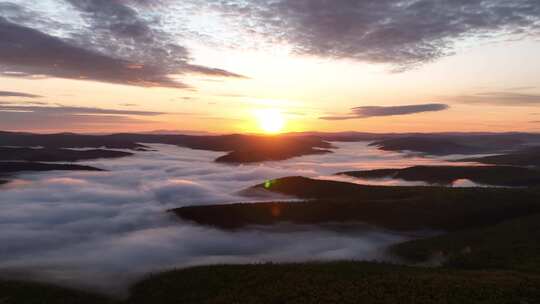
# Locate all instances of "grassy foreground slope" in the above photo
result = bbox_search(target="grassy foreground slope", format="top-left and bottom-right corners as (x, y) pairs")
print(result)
(129, 262), (540, 304)
(3, 263), (540, 304)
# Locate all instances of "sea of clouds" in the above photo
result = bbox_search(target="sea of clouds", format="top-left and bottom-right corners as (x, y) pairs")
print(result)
(0, 142), (477, 294)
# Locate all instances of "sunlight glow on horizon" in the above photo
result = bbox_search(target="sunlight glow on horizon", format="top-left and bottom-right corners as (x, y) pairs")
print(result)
(1, 0), (540, 134)
(254, 109), (286, 134)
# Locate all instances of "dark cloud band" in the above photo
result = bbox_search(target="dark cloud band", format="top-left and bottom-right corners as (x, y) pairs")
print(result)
(0, 1), (245, 88)
(0, 105), (167, 131)
(0, 91), (41, 98)
(207, 0), (540, 70)
(449, 92), (540, 106)
(320, 104), (449, 120)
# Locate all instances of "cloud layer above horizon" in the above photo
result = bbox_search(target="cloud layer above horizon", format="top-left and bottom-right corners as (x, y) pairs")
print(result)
(448, 91), (540, 106)
(0, 90), (41, 98)
(1, 0), (539, 90)
(202, 0), (540, 70)
(0, 1), (244, 89)
(0, 105), (169, 130)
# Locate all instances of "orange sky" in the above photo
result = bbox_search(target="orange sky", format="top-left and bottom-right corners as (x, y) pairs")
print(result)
(1, 1), (540, 134)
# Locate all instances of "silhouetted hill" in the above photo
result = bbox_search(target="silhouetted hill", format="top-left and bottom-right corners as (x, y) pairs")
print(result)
(0, 131), (147, 150)
(391, 213), (540, 273)
(111, 133), (333, 163)
(0, 147), (133, 162)
(0, 162), (104, 173)
(371, 137), (479, 155)
(339, 165), (540, 186)
(369, 133), (540, 155)
(0, 161), (104, 185)
(0, 131), (333, 163)
(291, 131), (540, 144)
(461, 146), (540, 167)
(215, 146), (330, 163)
(3, 131), (540, 162)
(0, 162), (103, 185)
(173, 177), (540, 231)
(244, 176), (436, 199)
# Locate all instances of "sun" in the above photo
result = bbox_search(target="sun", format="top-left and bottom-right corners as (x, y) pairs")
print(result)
(254, 109), (286, 134)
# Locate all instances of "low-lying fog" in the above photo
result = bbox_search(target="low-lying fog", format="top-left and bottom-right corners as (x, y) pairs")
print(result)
(0, 142), (476, 294)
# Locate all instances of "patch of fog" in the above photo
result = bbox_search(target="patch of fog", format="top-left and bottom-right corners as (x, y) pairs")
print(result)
(323, 175), (493, 188)
(325, 175), (501, 188)
(0, 142), (457, 294)
(321, 174), (431, 187)
(277, 142), (487, 175)
(391, 150), (498, 162)
(451, 179), (502, 188)
(0, 222), (411, 295)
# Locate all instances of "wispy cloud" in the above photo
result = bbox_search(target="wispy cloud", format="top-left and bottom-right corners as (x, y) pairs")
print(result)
(506, 86), (537, 91)
(0, 105), (167, 131)
(449, 92), (540, 106)
(320, 104), (449, 120)
(0, 105), (165, 116)
(0, 90), (41, 98)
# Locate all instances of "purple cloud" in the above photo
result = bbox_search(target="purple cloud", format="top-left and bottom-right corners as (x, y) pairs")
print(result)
(321, 104), (449, 120)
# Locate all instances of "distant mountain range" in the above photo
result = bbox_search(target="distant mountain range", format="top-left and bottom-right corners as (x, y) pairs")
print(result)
(1, 130), (540, 166)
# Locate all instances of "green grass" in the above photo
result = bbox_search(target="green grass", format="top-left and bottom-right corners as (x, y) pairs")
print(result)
(5, 263), (540, 303)
(128, 262), (540, 304)
(4, 260), (540, 304)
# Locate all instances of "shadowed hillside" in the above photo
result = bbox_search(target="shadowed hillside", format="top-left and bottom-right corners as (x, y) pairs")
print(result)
(339, 165), (540, 186)
(0, 132), (332, 163)
(0, 147), (133, 162)
(391, 214), (540, 273)
(0, 280), (114, 304)
(0, 162), (104, 185)
(174, 177), (540, 231)
(369, 133), (540, 155)
(0, 162), (103, 173)
(461, 146), (540, 167)
(0, 131), (146, 150)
